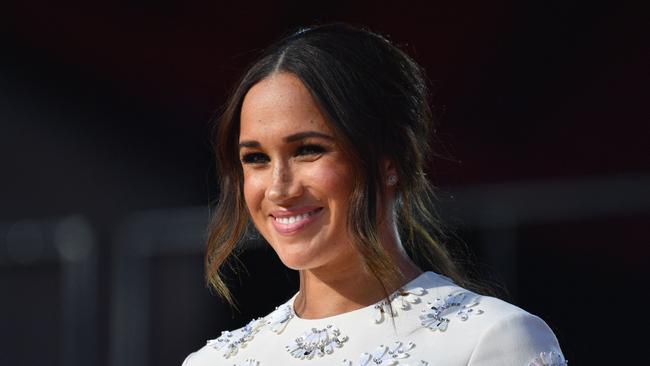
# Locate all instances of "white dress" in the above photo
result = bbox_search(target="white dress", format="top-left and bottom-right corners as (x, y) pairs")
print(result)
(182, 272), (566, 366)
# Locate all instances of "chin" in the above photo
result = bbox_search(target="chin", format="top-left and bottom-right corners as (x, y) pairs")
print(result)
(275, 251), (318, 271)
(270, 243), (328, 271)
(274, 243), (354, 272)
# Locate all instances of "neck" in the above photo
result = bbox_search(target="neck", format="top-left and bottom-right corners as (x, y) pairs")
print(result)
(293, 237), (421, 319)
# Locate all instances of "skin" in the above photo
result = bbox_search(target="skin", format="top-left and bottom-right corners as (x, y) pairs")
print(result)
(239, 72), (421, 319)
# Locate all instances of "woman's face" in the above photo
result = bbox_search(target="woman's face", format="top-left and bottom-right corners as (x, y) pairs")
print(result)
(239, 72), (358, 271)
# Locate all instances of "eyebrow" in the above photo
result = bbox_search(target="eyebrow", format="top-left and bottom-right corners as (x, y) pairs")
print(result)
(238, 131), (334, 149)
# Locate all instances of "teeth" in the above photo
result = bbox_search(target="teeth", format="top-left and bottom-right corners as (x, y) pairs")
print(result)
(275, 209), (319, 225)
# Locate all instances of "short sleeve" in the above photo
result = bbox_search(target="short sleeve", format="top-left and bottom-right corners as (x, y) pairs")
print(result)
(467, 312), (566, 366)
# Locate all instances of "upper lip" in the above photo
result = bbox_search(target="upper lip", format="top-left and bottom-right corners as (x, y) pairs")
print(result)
(269, 206), (323, 218)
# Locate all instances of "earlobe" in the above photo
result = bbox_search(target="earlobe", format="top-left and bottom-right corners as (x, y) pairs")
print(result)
(381, 158), (399, 187)
(387, 175), (398, 186)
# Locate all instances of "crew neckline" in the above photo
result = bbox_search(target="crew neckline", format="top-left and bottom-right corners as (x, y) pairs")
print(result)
(287, 271), (452, 323)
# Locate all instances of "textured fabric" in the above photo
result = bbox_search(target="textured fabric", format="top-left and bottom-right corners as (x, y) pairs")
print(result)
(183, 272), (564, 366)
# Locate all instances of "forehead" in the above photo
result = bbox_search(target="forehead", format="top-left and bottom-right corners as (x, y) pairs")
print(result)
(239, 73), (333, 139)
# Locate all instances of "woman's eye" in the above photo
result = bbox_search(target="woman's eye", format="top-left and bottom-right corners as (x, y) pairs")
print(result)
(296, 144), (326, 156)
(241, 152), (270, 164)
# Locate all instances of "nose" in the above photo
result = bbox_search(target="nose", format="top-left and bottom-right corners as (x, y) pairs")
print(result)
(266, 160), (303, 204)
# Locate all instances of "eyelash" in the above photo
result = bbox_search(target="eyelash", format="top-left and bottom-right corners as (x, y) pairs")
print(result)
(296, 144), (326, 156)
(241, 152), (269, 164)
(240, 144), (327, 165)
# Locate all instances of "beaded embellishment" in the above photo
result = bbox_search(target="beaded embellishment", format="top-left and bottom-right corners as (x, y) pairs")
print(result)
(419, 292), (483, 331)
(341, 341), (415, 366)
(394, 287), (426, 310)
(373, 300), (397, 324)
(266, 303), (294, 334)
(234, 359), (260, 366)
(207, 318), (265, 358)
(528, 351), (568, 366)
(373, 287), (427, 324)
(286, 325), (349, 359)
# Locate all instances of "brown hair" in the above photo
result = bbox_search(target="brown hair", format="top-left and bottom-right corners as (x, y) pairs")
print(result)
(206, 23), (469, 304)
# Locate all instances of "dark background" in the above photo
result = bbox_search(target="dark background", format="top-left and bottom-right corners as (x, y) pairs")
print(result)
(1, 1), (648, 365)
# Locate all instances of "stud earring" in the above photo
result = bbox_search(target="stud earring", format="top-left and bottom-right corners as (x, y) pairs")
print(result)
(387, 175), (398, 186)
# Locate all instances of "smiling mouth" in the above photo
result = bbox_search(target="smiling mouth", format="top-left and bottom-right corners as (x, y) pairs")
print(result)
(273, 207), (323, 225)
(270, 207), (324, 235)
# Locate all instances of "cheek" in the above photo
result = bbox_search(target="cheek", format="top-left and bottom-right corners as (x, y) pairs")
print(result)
(307, 161), (354, 202)
(242, 171), (267, 214)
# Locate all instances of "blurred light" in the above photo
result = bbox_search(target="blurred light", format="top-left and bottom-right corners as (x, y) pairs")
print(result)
(54, 215), (95, 263)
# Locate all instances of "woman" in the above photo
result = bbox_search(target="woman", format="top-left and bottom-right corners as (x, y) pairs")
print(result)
(184, 24), (565, 366)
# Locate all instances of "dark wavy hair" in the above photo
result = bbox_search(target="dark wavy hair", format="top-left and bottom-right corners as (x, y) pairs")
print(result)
(206, 23), (469, 304)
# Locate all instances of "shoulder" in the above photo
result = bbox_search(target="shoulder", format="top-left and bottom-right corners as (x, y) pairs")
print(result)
(413, 273), (566, 365)
(181, 302), (293, 366)
(464, 296), (566, 366)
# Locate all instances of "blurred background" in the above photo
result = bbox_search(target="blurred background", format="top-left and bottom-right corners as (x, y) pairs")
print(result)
(1, 1), (647, 365)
